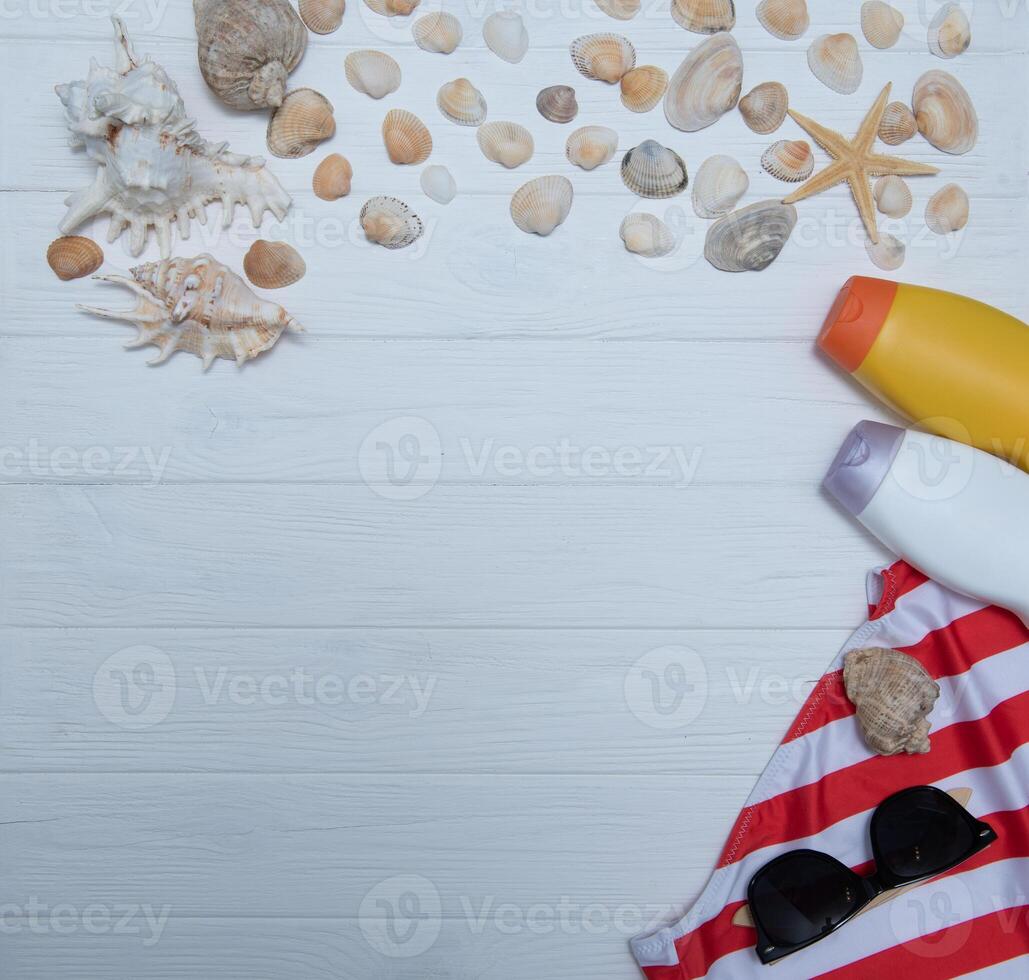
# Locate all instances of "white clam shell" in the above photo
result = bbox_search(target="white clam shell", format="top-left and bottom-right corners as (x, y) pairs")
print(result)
(664, 32), (743, 133)
(413, 12), (463, 53)
(360, 196), (424, 249)
(756, 0), (808, 41)
(912, 69), (978, 154)
(565, 125), (618, 171)
(436, 78), (487, 126)
(865, 232), (906, 270)
(420, 164), (457, 204)
(860, 1), (904, 50)
(928, 3), (971, 59)
(483, 11), (529, 64)
(873, 175), (912, 218)
(593, 0), (640, 20)
(345, 50), (402, 99)
(807, 33), (862, 95)
(510, 175), (574, 236)
(620, 140), (689, 199)
(620, 213), (677, 257)
(691, 154), (748, 219)
(704, 200), (797, 272)
(477, 121), (534, 169)
(925, 183), (969, 234)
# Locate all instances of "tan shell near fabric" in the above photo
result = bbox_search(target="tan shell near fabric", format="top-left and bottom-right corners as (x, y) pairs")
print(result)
(873, 175), (912, 218)
(620, 213), (676, 257)
(929, 3), (971, 59)
(761, 139), (813, 182)
(808, 33), (862, 95)
(267, 89), (335, 159)
(691, 154), (748, 219)
(671, 0), (735, 34)
(360, 196), (424, 249)
(878, 101), (918, 145)
(738, 81), (788, 135)
(312, 154), (353, 200)
(620, 66), (668, 113)
(536, 85), (579, 124)
(510, 176), (574, 236)
(843, 647), (940, 755)
(594, 0), (640, 20)
(344, 50), (401, 99)
(913, 70), (978, 154)
(243, 240), (306, 289)
(363, 0), (420, 15)
(47, 236), (103, 281)
(621, 140), (689, 199)
(925, 183), (970, 234)
(756, 0), (808, 41)
(570, 33), (636, 83)
(382, 109), (433, 165)
(413, 12), (463, 53)
(860, 1), (904, 50)
(477, 121), (534, 169)
(704, 200), (797, 272)
(299, 0), (345, 34)
(565, 126), (618, 170)
(865, 232), (906, 271)
(664, 32), (743, 133)
(437, 78), (487, 126)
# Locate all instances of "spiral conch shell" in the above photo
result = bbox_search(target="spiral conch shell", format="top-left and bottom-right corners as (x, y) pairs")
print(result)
(925, 183), (970, 234)
(756, 0), (808, 41)
(738, 82), (788, 135)
(47, 236), (104, 281)
(808, 33), (862, 95)
(477, 121), (534, 169)
(360, 196), (423, 249)
(671, 0), (735, 34)
(621, 141), (689, 199)
(483, 11), (529, 64)
(566, 126), (618, 171)
(691, 154), (747, 219)
(510, 176), (574, 236)
(267, 89), (336, 159)
(437, 78), (487, 126)
(299, 0), (346, 35)
(929, 3), (971, 59)
(860, 1), (904, 50)
(620, 66), (668, 113)
(570, 33), (636, 83)
(664, 32), (743, 133)
(345, 50), (402, 99)
(913, 70), (978, 154)
(193, 0), (307, 111)
(843, 647), (940, 756)
(620, 213), (676, 258)
(79, 254), (303, 369)
(382, 109), (433, 165)
(878, 102), (918, 145)
(704, 200), (796, 272)
(413, 12), (463, 53)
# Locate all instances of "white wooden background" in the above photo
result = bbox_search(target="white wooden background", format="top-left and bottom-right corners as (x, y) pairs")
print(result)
(0, 0), (1026, 977)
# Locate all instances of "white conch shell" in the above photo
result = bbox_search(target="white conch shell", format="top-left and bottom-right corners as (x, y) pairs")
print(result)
(570, 33), (636, 83)
(413, 12), (463, 53)
(437, 78), (487, 126)
(79, 254), (303, 369)
(929, 3), (971, 59)
(912, 70), (978, 154)
(483, 11), (529, 64)
(843, 647), (940, 755)
(299, 0), (346, 34)
(860, 1), (904, 50)
(738, 81), (788, 135)
(925, 183), (969, 234)
(878, 101), (918, 145)
(865, 232), (906, 270)
(704, 200), (796, 272)
(807, 33), (862, 94)
(55, 18), (291, 258)
(382, 109), (433, 165)
(873, 175), (912, 218)
(420, 165), (457, 204)
(360, 196), (424, 249)
(510, 176), (574, 236)
(477, 121), (534, 169)
(620, 66), (668, 113)
(193, 0), (306, 110)
(664, 32), (743, 133)
(691, 154), (748, 218)
(671, 0), (735, 34)
(345, 50), (402, 99)
(756, 0), (808, 40)
(620, 213), (676, 257)
(594, 0), (640, 20)
(565, 126), (618, 171)
(620, 141), (689, 199)
(760, 139), (813, 182)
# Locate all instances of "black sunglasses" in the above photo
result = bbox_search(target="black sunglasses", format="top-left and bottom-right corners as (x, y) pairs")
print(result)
(747, 785), (997, 964)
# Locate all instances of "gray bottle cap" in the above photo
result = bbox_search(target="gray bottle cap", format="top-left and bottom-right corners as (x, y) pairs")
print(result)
(823, 420), (905, 517)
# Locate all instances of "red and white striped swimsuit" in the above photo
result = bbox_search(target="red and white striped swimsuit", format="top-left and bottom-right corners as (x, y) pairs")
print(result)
(631, 561), (1029, 979)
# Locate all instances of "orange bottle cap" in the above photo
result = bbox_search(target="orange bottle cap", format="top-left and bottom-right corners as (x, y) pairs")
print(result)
(818, 276), (898, 372)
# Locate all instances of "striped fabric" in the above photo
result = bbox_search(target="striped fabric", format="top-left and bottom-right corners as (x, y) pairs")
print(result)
(631, 561), (1029, 979)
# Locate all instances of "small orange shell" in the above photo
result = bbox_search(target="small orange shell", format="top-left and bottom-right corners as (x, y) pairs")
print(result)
(382, 109), (433, 165)
(243, 240), (307, 289)
(620, 65), (668, 113)
(47, 236), (103, 281)
(312, 154), (353, 200)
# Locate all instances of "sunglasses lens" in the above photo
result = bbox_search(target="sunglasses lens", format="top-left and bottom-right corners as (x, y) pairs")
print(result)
(751, 852), (865, 948)
(874, 787), (975, 879)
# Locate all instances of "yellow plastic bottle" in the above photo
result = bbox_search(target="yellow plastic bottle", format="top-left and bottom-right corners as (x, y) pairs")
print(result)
(818, 277), (1029, 471)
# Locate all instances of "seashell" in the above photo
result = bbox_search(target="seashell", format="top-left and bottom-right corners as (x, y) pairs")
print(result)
(620, 65), (668, 113)
(267, 88), (335, 159)
(760, 139), (813, 182)
(594, 0), (640, 20)
(360, 196), (424, 249)
(243, 239), (306, 289)
(865, 233), (906, 271)
(620, 213), (676, 258)
(756, 0), (808, 41)
(691, 154), (748, 218)
(860, 1), (904, 50)
(299, 0), (345, 34)
(483, 11), (529, 64)
(738, 81), (788, 135)
(312, 154), (353, 200)
(873, 175), (912, 218)
(566, 126), (618, 171)
(47, 236), (104, 281)
(420, 165), (456, 205)
(843, 647), (939, 755)
(363, 0), (420, 16)
(912, 70), (978, 154)
(704, 200), (796, 272)
(929, 3), (971, 59)
(477, 121), (534, 169)
(536, 85), (579, 124)
(413, 12), (462, 53)
(664, 32), (743, 133)
(925, 183), (969, 234)
(193, 0), (307, 111)
(382, 109), (433, 165)
(79, 254), (303, 368)
(671, 0), (735, 34)
(56, 18), (291, 258)
(620, 140), (689, 199)
(510, 175), (574, 237)
(878, 101), (918, 145)
(344, 50), (402, 99)
(437, 78), (487, 126)
(807, 34), (862, 95)
(570, 33), (636, 84)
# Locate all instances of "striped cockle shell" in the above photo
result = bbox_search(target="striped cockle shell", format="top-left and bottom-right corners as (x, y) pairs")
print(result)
(878, 101), (918, 145)
(620, 65), (668, 113)
(620, 140), (689, 199)
(594, 0), (640, 20)
(299, 0), (345, 34)
(363, 0), (420, 15)
(477, 121), (534, 169)
(756, 0), (808, 41)
(266, 88), (335, 159)
(360, 196), (424, 249)
(929, 3), (971, 59)
(570, 33), (636, 83)
(925, 183), (970, 234)
(620, 213), (676, 257)
(312, 154), (353, 200)
(860, 1), (904, 49)
(47, 236), (103, 281)
(413, 12), (463, 53)
(345, 50), (401, 99)
(807, 33), (862, 94)
(760, 139), (813, 182)
(738, 81), (788, 135)
(664, 32), (743, 133)
(510, 175), (573, 236)
(536, 85), (578, 123)
(243, 239), (306, 289)
(566, 126), (618, 170)
(703, 200), (797, 272)
(691, 154), (748, 219)
(671, 0), (735, 34)
(873, 175), (912, 218)
(913, 70), (978, 154)
(483, 11), (529, 63)
(420, 165), (457, 204)
(437, 78), (487, 126)
(382, 109), (433, 164)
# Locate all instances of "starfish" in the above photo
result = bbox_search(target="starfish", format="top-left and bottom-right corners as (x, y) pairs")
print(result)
(782, 83), (939, 244)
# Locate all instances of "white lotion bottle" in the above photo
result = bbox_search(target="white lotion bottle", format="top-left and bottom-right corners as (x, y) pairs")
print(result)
(823, 420), (1029, 625)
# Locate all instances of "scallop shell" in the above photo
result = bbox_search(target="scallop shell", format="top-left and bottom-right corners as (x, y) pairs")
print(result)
(299, 0), (345, 34)
(620, 66), (668, 113)
(267, 88), (336, 159)
(437, 78), (487, 126)
(929, 3), (971, 59)
(755, 0), (809, 41)
(594, 0), (640, 20)
(620, 213), (676, 258)
(807, 34), (862, 95)
(510, 175), (574, 236)
(664, 32), (743, 133)
(566, 126), (618, 171)
(193, 0), (307, 110)
(925, 183), (970, 234)
(570, 33), (636, 84)
(420, 165), (456, 205)
(360, 196), (424, 249)
(878, 101), (918, 145)
(843, 647), (939, 755)
(363, 0), (420, 16)
(344, 50), (402, 99)
(738, 81), (788, 135)
(913, 70), (978, 154)
(483, 11), (529, 64)
(477, 121), (534, 169)
(671, 0), (735, 34)
(47, 236), (104, 281)
(760, 140), (813, 183)
(620, 140), (689, 199)
(312, 154), (353, 200)
(413, 12), (462, 53)
(704, 200), (797, 272)
(536, 85), (579, 124)
(865, 233), (906, 271)
(860, 1), (904, 50)
(873, 175), (912, 218)
(691, 154), (748, 218)
(243, 239), (306, 289)
(79, 254), (303, 369)
(382, 109), (433, 165)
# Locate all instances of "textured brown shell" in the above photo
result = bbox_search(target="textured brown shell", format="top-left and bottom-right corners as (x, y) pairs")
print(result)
(620, 66), (668, 113)
(243, 240), (306, 289)
(267, 89), (336, 159)
(47, 236), (103, 281)
(382, 109), (433, 165)
(312, 154), (353, 200)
